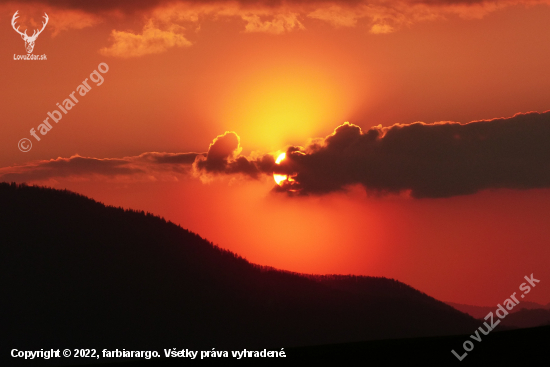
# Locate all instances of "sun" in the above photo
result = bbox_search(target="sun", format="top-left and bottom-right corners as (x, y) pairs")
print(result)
(274, 153), (287, 185)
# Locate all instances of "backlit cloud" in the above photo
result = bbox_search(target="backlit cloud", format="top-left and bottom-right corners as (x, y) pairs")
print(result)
(99, 20), (192, 58)
(242, 12), (305, 33)
(274, 111), (550, 198)
(45, 9), (101, 36)
(4, 111), (550, 199)
(0, 152), (203, 184)
(10, 0), (550, 56)
(193, 131), (276, 180)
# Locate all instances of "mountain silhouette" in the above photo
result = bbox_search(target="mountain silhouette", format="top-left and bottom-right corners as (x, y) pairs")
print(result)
(500, 308), (550, 328)
(1, 182), (482, 362)
(446, 301), (550, 319)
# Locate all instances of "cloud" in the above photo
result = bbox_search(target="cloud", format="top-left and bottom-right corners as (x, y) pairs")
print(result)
(193, 131), (276, 179)
(1, 5), (100, 36)
(46, 9), (101, 36)
(242, 12), (305, 33)
(0, 152), (203, 184)
(0, 134), (271, 184)
(7, 0), (532, 15)
(7, 0), (547, 58)
(273, 111), (550, 198)
(10, 0), (550, 56)
(139, 152), (200, 164)
(99, 20), (192, 58)
(307, 5), (361, 27)
(0, 0), (165, 14)
(5, 111), (550, 199)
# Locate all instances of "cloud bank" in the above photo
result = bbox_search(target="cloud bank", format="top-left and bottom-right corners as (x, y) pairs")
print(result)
(3, 111), (550, 199)
(0, 152), (202, 184)
(5, 0), (550, 56)
(274, 111), (550, 198)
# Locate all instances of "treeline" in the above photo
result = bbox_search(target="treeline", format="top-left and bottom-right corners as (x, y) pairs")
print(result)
(2, 182), (480, 363)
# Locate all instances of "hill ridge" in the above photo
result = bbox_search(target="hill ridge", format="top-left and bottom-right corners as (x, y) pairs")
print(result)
(1, 182), (482, 362)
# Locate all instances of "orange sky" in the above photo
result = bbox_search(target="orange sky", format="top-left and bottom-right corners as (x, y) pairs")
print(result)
(1, 0), (550, 306)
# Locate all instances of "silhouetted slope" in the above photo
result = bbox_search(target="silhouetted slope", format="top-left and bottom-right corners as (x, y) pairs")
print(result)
(286, 325), (550, 365)
(447, 301), (549, 319)
(1, 183), (481, 361)
(500, 308), (550, 328)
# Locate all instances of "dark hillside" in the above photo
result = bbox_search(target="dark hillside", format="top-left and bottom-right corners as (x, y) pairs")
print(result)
(1, 183), (482, 364)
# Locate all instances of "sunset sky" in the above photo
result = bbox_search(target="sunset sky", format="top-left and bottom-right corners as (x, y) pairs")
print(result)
(2, 0), (550, 306)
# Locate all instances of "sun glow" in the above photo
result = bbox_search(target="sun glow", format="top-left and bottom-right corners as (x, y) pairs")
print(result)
(274, 174), (288, 185)
(276, 152), (286, 164)
(213, 62), (354, 152)
(274, 152), (287, 185)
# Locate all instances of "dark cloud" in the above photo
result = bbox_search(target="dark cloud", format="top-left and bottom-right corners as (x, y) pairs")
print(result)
(1, 1), (364, 13)
(274, 111), (550, 198)
(193, 131), (276, 179)
(0, 156), (143, 182)
(1, 0), (515, 14)
(5, 110), (550, 198)
(139, 152), (202, 164)
(0, 152), (201, 183)
(1, 0), (164, 13)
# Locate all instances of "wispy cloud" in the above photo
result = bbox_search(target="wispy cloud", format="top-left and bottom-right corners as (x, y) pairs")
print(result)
(13, 0), (550, 56)
(242, 12), (304, 33)
(0, 152), (203, 184)
(99, 20), (192, 58)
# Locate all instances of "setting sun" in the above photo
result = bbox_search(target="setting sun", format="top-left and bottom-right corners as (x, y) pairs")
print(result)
(276, 152), (286, 164)
(274, 152), (287, 185)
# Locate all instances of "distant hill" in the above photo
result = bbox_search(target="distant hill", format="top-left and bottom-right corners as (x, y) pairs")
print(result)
(1, 183), (482, 365)
(500, 308), (550, 328)
(447, 301), (550, 319)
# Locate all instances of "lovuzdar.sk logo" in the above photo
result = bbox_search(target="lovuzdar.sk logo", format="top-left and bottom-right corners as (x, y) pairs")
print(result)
(12, 10), (48, 60)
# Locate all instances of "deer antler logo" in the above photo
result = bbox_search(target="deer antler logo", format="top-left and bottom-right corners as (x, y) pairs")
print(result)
(12, 11), (49, 54)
